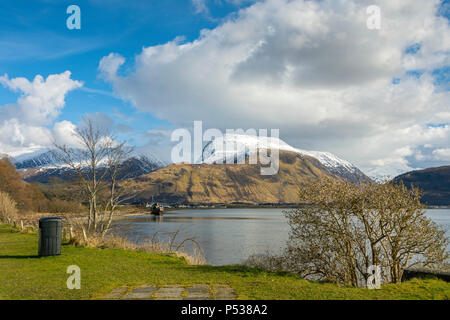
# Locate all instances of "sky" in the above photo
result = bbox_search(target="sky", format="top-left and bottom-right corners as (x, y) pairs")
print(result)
(0, 0), (449, 178)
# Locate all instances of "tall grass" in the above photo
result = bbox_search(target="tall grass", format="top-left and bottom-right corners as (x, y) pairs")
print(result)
(65, 228), (207, 266)
(0, 191), (17, 223)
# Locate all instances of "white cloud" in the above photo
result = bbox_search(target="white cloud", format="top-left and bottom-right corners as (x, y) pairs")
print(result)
(0, 119), (52, 156)
(0, 71), (82, 156)
(98, 53), (125, 82)
(52, 120), (79, 147)
(0, 71), (82, 125)
(99, 0), (450, 177)
(433, 148), (450, 161)
(371, 146), (414, 167)
(191, 0), (208, 14)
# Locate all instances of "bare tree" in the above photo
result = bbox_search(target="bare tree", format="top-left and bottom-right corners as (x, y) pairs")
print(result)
(364, 182), (449, 282)
(98, 142), (134, 236)
(284, 178), (449, 287)
(52, 117), (132, 237)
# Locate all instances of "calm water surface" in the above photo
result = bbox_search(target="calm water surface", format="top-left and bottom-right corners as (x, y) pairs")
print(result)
(112, 208), (450, 266)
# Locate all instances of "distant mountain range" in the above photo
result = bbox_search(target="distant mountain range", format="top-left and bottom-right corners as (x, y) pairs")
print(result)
(121, 135), (368, 204)
(3, 135), (369, 205)
(123, 150), (354, 204)
(4, 135), (449, 206)
(395, 166), (450, 206)
(11, 135), (367, 183)
(365, 164), (416, 182)
(201, 134), (367, 182)
(12, 150), (166, 183)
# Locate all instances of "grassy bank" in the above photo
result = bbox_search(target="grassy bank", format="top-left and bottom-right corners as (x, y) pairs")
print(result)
(0, 224), (448, 300)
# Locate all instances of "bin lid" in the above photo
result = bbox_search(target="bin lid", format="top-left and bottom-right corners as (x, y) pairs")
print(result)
(39, 217), (62, 227)
(39, 217), (62, 229)
(39, 217), (62, 222)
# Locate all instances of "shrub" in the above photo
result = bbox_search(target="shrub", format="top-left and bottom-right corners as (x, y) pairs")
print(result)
(38, 198), (85, 214)
(244, 253), (287, 272)
(283, 178), (449, 287)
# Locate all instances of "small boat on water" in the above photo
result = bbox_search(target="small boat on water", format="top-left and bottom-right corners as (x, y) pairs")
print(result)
(145, 197), (164, 216)
(150, 202), (164, 215)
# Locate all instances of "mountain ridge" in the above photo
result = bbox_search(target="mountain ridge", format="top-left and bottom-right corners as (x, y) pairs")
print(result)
(8, 136), (368, 184)
(394, 165), (450, 206)
(11, 149), (166, 183)
(201, 133), (367, 182)
(122, 150), (351, 205)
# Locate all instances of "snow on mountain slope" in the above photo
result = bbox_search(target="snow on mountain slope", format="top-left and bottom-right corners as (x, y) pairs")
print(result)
(365, 164), (418, 182)
(14, 150), (65, 169)
(11, 148), (167, 182)
(14, 149), (165, 169)
(5, 136), (367, 182)
(201, 133), (368, 182)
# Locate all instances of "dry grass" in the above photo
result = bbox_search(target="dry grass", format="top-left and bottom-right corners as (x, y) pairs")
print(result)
(0, 191), (17, 223)
(65, 228), (207, 266)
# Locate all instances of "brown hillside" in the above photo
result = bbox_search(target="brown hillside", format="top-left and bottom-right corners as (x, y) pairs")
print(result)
(395, 165), (450, 206)
(0, 160), (48, 211)
(122, 151), (340, 204)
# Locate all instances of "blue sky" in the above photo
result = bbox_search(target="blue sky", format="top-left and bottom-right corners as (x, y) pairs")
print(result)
(0, 0), (249, 145)
(0, 0), (449, 178)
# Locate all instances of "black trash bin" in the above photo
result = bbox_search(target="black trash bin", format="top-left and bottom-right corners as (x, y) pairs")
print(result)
(38, 217), (62, 257)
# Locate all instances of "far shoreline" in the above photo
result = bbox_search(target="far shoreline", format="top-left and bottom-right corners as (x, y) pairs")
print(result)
(134, 203), (450, 210)
(121, 203), (450, 218)
(20, 203), (449, 225)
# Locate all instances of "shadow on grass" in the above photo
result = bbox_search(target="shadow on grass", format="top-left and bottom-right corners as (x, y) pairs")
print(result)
(180, 263), (303, 280)
(0, 255), (40, 259)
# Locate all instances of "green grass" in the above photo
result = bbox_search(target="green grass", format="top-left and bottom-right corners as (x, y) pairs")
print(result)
(0, 224), (448, 300)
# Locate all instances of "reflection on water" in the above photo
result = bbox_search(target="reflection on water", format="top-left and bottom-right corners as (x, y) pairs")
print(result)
(425, 209), (450, 236)
(112, 208), (450, 266)
(112, 208), (290, 265)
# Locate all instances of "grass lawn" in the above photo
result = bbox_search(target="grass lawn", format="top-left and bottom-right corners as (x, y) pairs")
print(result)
(0, 224), (448, 300)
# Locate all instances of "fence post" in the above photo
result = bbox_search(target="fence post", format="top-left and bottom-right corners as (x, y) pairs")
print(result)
(82, 227), (87, 242)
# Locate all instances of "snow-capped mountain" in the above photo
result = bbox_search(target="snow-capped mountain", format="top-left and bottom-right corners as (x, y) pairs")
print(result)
(201, 134), (368, 182)
(365, 164), (419, 182)
(4, 136), (367, 183)
(11, 149), (166, 182)
(14, 150), (65, 170)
